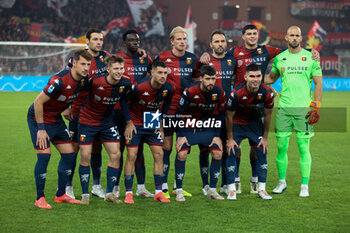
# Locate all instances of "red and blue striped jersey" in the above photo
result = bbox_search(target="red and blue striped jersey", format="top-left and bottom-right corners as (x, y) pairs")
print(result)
(206, 53), (236, 99)
(129, 77), (175, 126)
(153, 50), (200, 95)
(116, 51), (152, 84)
(227, 45), (280, 86)
(29, 69), (87, 124)
(79, 75), (131, 126)
(227, 83), (274, 125)
(71, 50), (110, 117)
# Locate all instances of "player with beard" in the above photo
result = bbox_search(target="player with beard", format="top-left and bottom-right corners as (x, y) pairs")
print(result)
(198, 30), (235, 196)
(174, 65), (226, 202)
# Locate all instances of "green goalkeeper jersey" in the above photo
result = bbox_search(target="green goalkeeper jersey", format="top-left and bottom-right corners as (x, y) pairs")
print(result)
(271, 48), (322, 108)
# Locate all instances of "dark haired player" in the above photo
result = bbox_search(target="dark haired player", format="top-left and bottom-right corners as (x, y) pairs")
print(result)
(27, 50), (92, 209)
(174, 65), (226, 202)
(198, 29), (235, 196)
(64, 28), (110, 199)
(226, 64), (274, 200)
(123, 61), (174, 204)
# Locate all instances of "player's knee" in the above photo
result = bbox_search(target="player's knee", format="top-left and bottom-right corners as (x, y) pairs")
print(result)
(126, 153), (137, 163)
(177, 151), (188, 161)
(153, 151), (164, 162)
(211, 150), (222, 160)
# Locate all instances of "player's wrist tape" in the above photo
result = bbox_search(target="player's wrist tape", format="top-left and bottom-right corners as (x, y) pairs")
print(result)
(310, 101), (321, 109)
(37, 123), (45, 130)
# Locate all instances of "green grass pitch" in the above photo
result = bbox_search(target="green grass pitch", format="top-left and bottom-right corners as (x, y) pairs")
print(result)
(0, 91), (349, 233)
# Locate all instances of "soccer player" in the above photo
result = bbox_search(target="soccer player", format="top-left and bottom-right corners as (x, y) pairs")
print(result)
(153, 26), (200, 198)
(174, 65), (226, 202)
(113, 29), (154, 198)
(27, 49), (92, 209)
(201, 24), (319, 195)
(226, 64), (274, 200)
(198, 29), (235, 196)
(123, 61), (174, 204)
(78, 55), (131, 205)
(64, 28), (110, 199)
(265, 26), (323, 197)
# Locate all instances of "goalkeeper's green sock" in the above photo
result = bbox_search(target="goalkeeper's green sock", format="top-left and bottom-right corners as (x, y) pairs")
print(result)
(276, 136), (290, 180)
(297, 137), (312, 185)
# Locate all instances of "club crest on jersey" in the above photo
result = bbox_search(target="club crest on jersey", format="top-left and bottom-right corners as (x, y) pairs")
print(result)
(227, 60), (232, 66)
(100, 56), (104, 62)
(212, 93), (218, 101)
(80, 134), (86, 142)
(186, 57), (192, 64)
(257, 93), (263, 100)
(162, 90), (168, 97)
(302, 56), (307, 61)
(257, 48), (263, 54)
(119, 86), (125, 93)
(139, 57), (144, 63)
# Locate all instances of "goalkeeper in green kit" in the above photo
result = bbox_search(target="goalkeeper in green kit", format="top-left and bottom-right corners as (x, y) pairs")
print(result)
(264, 26), (323, 197)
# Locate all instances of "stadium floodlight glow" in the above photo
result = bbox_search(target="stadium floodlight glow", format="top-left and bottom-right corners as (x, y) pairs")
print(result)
(235, 4), (240, 8)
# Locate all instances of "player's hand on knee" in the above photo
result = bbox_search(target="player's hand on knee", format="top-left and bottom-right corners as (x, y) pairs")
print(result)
(176, 137), (189, 152)
(36, 130), (50, 149)
(257, 137), (268, 154)
(306, 101), (321, 124)
(209, 137), (223, 151)
(226, 138), (238, 155)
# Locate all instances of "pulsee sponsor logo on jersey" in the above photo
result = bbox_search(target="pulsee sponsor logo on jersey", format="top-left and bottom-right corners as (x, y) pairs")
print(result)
(91, 67), (106, 75)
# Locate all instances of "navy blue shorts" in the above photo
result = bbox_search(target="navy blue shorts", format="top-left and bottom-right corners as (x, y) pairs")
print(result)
(177, 129), (221, 152)
(68, 116), (79, 142)
(113, 109), (126, 143)
(233, 122), (263, 146)
(126, 126), (163, 147)
(27, 117), (71, 150)
(78, 123), (120, 145)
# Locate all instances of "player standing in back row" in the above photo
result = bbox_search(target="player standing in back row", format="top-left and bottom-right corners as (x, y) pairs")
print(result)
(265, 26), (322, 197)
(153, 26), (200, 198)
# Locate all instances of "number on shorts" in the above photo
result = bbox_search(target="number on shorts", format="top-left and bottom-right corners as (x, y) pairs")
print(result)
(110, 126), (119, 137)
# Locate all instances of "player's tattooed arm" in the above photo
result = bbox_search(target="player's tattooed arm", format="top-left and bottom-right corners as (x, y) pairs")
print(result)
(33, 91), (51, 149)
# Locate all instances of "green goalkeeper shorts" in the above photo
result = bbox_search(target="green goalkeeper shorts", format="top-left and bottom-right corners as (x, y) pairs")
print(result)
(275, 107), (314, 138)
